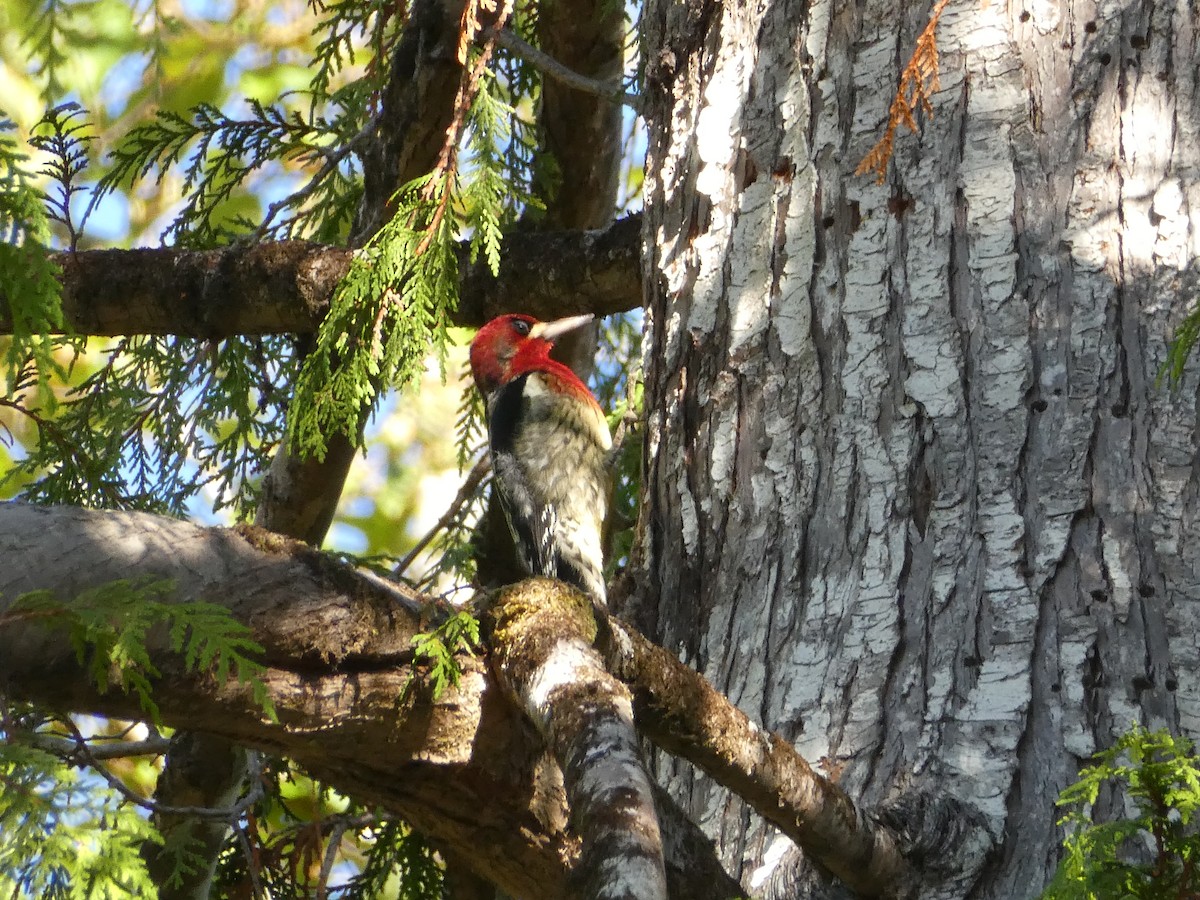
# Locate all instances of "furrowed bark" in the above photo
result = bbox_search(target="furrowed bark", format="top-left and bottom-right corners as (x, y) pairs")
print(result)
(636, 0), (1200, 893)
(487, 579), (668, 900)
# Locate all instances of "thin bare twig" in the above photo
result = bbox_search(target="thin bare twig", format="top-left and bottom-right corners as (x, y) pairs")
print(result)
(394, 454), (491, 578)
(316, 812), (376, 899)
(24, 730), (173, 761)
(235, 818), (267, 900)
(487, 28), (641, 112)
(607, 364), (642, 467)
(60, 717), (265, 820)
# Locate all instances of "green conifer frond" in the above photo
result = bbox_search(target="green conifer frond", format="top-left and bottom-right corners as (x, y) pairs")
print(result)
(0, 739), (164, 899)
(2, 578), (275, 722)
(4, 335), (297, 514)
(20, 0), (74, 101)
(409, 609), (480, 698)
(1042, 724), (1200, 899)
(98, 101), (363, 245)
(1162, 299), (1200, 387)
(287, 172), (459, 460)
(29, 103), (95, 250)
(0, 113), (73, 411)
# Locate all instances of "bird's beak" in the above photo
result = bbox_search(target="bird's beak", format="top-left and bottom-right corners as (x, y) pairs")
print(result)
(529, 313), (594, 343)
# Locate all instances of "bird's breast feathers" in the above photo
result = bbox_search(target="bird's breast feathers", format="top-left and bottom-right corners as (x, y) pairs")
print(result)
(520, 371), (612, 453)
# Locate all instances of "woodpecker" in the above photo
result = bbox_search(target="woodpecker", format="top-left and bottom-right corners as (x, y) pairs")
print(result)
(469, 313), (612, 606)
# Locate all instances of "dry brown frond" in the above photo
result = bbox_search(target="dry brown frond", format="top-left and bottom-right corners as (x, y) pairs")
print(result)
(412, 0), (515, 255)
(855, 0), (951, 184)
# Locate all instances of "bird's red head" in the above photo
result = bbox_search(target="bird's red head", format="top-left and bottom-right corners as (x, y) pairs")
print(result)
(469, 313), (595, 397)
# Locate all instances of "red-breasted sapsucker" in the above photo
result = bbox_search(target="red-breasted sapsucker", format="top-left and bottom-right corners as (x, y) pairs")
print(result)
(469, 313), (612, 606)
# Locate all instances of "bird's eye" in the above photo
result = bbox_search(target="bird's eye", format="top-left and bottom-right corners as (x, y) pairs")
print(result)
(512, 319), (531, 337)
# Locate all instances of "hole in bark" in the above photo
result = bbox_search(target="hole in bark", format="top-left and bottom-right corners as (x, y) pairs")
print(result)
(1138, 583), (1155, 597)
(1132, 673), (1153, 692)
(1051, 682), (1061, 693)
(822, 215), (836, 228)
(1061, 41), (1072, 50)
(1111, 403), (1128, 417)
(1032, 399), (1048, 412)
(1053, 388), (1063, 396)
(1019, 10), (1030, 21)
(1130, 34), (1146, 49)
(888, 193), (914, 218)
(848, 200), (862, 232)
(963, 655), (982, 668)
(741, 152), (759, 189)
(1166, 677), (1178, 691)
(1084, 20), (1097, 32)
(1090, 589), (1107, 603)
(1100, 52), (1112, 65)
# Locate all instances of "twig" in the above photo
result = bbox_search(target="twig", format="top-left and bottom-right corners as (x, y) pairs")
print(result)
(235, 818), (267, 900)
(61, 717), (265, 820)
(316, 812), (376, 899)
(252, 112), (382, 240)
(25, 730), (173, 761)
(394, 454), (491, 577)
(607, 364), (642, 467)
(487, 28), (641, 113)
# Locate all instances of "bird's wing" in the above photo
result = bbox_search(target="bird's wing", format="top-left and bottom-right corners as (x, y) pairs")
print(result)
(488, 375), (558, 578)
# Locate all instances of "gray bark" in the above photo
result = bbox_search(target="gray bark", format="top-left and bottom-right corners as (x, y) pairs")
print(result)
(636, 0), (1200, 895)
(2, 504), (958, 897)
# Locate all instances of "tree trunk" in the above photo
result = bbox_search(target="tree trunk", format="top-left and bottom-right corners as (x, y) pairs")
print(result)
(635, 0), (1200, 895)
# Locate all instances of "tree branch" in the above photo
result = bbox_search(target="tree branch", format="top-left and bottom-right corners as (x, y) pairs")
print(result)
(19, 729), (173, 761)
(0, 215), (641, 338)
(489, 28), (640, 111)
(488, 579), (668, 900)
(600, 618), (962, 900)
(0, 504), (736, 899)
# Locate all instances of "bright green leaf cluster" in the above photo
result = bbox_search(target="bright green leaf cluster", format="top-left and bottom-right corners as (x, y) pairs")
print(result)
(3, 334), (298, 514)
(3, 578), (276, 722)
(409, 610), (481, 699)
(0, 112), (71, 409)
(286, 173), (458, 460)
(0, 739), (163, 899)
(1162, 302), (1200, 387)
(462, 67), (534, 271)
(1041, 724), (1200, 899)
